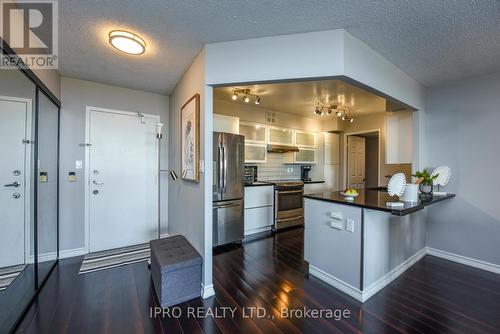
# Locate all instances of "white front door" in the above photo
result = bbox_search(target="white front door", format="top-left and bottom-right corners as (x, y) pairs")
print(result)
(347, 135), (366, 189)
(87, 108), (158, 253)
(0, 96), (31, 267)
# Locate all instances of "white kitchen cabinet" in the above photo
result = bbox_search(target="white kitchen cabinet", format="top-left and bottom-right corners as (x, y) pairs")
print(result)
(244, 186), (273, 208)
(268, 126), (294, 145)
(213, 114), (239, 134)
(295, 130), (316, 148)
(324, 164), (340, 191)
(244, 185), (274, 235)
(239, 122), (267, 143)
(245, 143), (267, 163)
(386, 112), (413, 164)
(324, 132), (339, 165)
(294, 148), (316, 164)
(244, 207), (274, 235)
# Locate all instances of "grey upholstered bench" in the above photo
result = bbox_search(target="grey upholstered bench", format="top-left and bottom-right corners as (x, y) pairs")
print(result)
(150, 235), (202, 307)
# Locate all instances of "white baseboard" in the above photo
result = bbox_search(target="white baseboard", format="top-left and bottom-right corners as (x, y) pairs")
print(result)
(362, 248), (427, 301)
(309, 265), (363, 301)
(201, 283), (215, 299)
(244, 226), (271, 236)
(60, 247), (87, 259)
(426, 247), (500, 275)
(30, 247), (87, 262)
(310, 248), (426, 303)
(160, 233), (170, 239)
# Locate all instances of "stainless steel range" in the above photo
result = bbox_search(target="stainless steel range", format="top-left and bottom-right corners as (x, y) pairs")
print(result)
(273, 181), (304, 231)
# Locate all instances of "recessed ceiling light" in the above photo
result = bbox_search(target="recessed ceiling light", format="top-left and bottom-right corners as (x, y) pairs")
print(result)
(109, 30), (146, 55)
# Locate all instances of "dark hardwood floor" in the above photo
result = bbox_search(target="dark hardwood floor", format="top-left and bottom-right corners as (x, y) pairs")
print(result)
(15, 228), (500, 334)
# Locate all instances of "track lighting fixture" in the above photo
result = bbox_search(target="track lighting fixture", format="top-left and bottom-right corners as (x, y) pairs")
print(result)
(230, 89), (261, 105)
(314, 101), (354, 122)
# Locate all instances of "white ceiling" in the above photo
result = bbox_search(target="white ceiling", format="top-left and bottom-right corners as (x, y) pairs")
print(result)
(59, 1), (500, 94)
(214, 80), (387, 118)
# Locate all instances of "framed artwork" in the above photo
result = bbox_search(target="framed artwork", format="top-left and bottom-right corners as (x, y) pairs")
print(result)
(181, 94), (200, 182)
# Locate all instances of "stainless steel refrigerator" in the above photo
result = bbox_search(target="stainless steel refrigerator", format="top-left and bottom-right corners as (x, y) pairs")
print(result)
(212, 132), (245, 247)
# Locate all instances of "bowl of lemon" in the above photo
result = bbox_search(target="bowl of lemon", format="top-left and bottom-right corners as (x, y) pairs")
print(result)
(340, 188), (359, 201)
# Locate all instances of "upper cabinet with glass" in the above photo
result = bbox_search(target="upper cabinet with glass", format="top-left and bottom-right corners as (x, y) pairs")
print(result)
(239, 122), (267, 143)
(268, 126), (294, 145)
(295, 130), (316, 148)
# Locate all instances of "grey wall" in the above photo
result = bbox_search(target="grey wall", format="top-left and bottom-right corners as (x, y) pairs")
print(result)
(425, 71), (500, 266)
(168, 49), (212, 288)
(59, 77), (169, 252)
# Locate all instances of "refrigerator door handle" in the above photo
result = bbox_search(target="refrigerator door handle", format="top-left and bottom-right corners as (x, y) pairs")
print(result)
(218, 145), (224, 191)
(222, 146), (227, 191)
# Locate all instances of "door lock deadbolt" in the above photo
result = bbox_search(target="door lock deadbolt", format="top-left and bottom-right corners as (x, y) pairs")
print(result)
(13, 170), (21, 176)
(12, 193), (21, 199)
(92, 190), (99, 195)
(93, 170), (99, 175)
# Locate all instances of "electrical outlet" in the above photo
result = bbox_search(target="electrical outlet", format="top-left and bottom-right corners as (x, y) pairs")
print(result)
(346, 219), (355, 233)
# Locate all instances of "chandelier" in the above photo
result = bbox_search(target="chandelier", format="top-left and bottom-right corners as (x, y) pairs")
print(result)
(231, 89), (261, 105)
(313, 102), (354, 123)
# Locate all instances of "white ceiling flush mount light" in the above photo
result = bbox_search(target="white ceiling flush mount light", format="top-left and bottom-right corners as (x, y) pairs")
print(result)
(109, 30), (146, 55)
(231, 89), (260, 105)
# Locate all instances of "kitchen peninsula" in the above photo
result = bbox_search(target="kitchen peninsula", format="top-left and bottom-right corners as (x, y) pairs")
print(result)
(303, 189), (454, 302)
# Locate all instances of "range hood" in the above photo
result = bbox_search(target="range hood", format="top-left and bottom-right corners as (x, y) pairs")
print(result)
(267, 144), (300, 153)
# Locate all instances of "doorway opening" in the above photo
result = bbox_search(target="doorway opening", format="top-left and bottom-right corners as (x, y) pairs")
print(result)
(344, 130), (380, 190)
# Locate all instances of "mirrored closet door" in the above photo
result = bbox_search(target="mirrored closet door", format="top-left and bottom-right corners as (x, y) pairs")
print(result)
(0, 69), (37, 333)
(0, 68), (60, 333)
(36, 90), (59, 284)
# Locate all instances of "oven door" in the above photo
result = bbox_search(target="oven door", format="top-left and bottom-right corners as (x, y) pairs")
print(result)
(275, 189), (304, 229)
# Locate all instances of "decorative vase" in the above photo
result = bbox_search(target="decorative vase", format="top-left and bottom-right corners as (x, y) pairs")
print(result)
(419, 183), (433, 196)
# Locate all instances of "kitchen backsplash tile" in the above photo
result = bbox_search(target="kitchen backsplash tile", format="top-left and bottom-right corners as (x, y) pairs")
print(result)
(247, 153), (303, 180)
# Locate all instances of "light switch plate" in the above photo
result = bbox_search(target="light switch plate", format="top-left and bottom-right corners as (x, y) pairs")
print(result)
(199, 160), (205, 173)
(346, 219), (355, 233)
(75, 160), (83, 169)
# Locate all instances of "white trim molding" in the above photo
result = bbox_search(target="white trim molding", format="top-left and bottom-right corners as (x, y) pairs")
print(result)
(362, 248), (427, 301)
(309, 248), (426, 303)
(60, 247), (87, 259)
(160, 233), (170, 239)
(201, 283), (215, 299)
(426, 247), (500, 275)
(309, 265), (363, 301)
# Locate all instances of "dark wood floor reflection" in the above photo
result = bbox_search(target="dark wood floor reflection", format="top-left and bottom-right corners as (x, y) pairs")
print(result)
(15, 228), (500, 333)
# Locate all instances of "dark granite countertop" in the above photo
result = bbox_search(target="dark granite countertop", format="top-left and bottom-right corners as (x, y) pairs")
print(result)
(303, 189), (455, 216)
(304, 180), (325, 184)
(244, 182), (274, 187)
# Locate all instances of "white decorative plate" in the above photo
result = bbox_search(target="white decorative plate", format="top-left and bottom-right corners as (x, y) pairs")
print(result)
(387, 173), (407, 197)
(340, 192), (359, 200)
(432, 166), (451, 186)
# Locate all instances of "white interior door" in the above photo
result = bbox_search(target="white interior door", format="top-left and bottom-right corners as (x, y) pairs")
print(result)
(87, 108), (158, 253)
(347, 136), (366, 189)
(0, 96), (31, 267)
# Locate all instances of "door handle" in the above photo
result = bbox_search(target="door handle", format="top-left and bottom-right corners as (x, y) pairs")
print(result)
(277, 190), (303, 195)
(218, 146), (223, 191)
(4, 181), (20, 187)
(92, 180), (104, 185)
(216, 203), (240, 209)
(222, 146), (227, 191)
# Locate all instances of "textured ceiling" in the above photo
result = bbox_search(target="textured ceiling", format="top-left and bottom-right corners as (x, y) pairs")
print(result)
(214, 79), (387, 118)
(59, 1), (500, 94)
